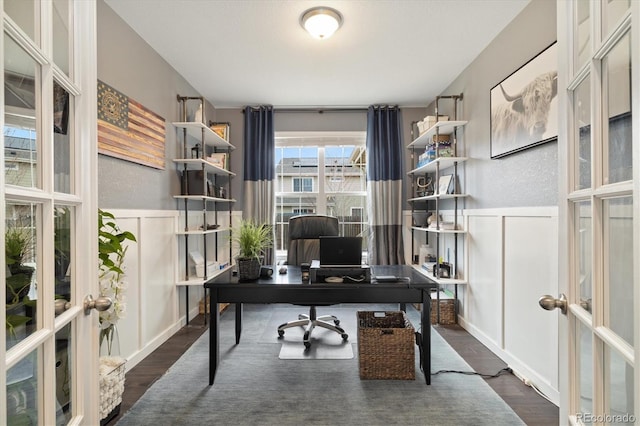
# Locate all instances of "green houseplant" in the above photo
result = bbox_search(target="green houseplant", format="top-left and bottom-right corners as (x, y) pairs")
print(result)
(98, 209), (136, 355)
(231, 220), (272, 281)
(5, 222), (35, 336)
(97, 209), (136, 423)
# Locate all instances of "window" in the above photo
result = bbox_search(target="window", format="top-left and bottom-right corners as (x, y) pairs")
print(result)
(275, 132), (368, 261)
(293, 177), (313, 192)
(293, 208), (315, 215)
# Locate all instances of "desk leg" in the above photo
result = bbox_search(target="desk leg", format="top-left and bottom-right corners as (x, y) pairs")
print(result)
(209, 290), (219, 385)
(185, 287), (190, 326)
(422, 289), (431, 385)
(203, 287), (208, 326)
(235, 303), (243, 344)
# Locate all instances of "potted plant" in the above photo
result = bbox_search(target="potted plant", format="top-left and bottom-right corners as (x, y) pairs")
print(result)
(5, 221), (35, 336)
(98, 209), (136, 355)
(97, 209), (136, 424)
(231, 220), (272, 281)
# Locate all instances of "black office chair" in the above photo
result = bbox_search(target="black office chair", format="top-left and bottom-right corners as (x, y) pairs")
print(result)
(277, 215), (348, 349)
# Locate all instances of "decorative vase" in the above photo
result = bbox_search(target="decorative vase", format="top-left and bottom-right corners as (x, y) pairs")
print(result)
(99, 325), (121, 357)
(236, 257), (261, 281)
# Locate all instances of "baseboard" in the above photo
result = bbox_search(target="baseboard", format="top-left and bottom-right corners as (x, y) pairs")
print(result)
(457, 317), (559, 406)
(123, 321), (184, 371)
(504, 356), (560, 407)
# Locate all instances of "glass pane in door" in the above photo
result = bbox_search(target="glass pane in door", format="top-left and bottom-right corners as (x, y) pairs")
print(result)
(3, 0), (36, 42)
(53, 82), (73, 193)
(52, 0), (71, 76)
(577, 320), (593, 416)
(6, 348), (39, 425)
(575, 0), (591, 69)
(607, 347), (634, 422)
(54, 206), (72, 301)
(55, 324), (73, 424)
(6, 202), (39, 345)
(603, 0), (630, 37)
(574, 77), (591, 190)
(4, 34), (40, 189)
(604, 196), (633, 346)
(603, 32), (632, 185)
(575, 201), (592, 313)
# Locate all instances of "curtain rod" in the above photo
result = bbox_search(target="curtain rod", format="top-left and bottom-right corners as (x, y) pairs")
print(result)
(274, 107), (368, 113)
(241, 106), (408, 113)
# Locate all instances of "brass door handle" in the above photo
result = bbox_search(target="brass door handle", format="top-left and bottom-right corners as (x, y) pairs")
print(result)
(538, 293), (567, 315)
(83, 294), (112, 315)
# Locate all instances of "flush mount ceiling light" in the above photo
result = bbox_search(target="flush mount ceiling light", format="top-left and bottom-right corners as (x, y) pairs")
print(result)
(300, 6), (343, 39)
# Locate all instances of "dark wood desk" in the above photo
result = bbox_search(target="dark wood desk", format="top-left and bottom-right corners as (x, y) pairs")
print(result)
(204, 265), (437, 385)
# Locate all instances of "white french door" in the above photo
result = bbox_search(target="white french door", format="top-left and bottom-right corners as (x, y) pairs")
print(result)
(2, 1), (99, 424)
(558, 0), (639, 424)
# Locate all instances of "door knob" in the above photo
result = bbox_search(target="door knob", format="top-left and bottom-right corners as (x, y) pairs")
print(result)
(83, 294), (112, 315)
(579, 298), (591, 311)
(538, 293), (567, 315)
(54, 299), (72, 316)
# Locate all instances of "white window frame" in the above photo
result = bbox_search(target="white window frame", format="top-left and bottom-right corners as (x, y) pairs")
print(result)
(274, 131), (367, 261)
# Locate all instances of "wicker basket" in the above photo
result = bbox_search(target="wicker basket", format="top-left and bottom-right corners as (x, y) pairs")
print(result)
(357, 311), (415, 380)
(236, 257), (261, 281)
(99, 356), (126, 421)
(431, 299), (456, 325)
(412, 298), (457, 324)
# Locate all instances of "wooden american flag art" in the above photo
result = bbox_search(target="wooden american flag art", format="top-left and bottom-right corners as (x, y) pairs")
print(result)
(97, 80), (166, 169)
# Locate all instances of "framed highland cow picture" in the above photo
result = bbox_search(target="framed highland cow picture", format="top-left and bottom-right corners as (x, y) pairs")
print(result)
(490, 42), (558, 159)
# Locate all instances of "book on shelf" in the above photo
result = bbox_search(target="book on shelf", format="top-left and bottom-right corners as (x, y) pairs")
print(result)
(207, 152), (227, 169)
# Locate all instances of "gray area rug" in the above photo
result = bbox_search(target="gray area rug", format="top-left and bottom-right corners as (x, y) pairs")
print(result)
(116, 304), (525, 426)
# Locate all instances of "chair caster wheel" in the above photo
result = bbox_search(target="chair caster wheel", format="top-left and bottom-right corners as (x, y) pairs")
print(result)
(334, 320), (341, 326)
(278, 330), (284, 337)
(304, 342), (311, 350)
(341, 333), (349, 340)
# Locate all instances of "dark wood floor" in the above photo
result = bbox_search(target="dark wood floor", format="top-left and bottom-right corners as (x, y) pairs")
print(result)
(436, 325), (559, 425)
(109, 312), (558, 425)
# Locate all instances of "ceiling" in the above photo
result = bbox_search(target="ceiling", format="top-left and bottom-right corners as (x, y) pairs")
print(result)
(104, 0), (530, 109)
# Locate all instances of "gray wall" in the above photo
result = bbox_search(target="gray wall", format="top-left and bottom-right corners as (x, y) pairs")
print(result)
(424, 0), (558, 209)
(97, 0), (213, 210)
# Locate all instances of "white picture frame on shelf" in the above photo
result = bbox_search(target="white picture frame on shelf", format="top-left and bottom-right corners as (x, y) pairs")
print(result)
(438, 174), (453, 195)
(189, 250), (205, 265)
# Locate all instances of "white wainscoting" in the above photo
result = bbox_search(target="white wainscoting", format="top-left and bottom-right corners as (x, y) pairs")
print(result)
(462, 207), (559, 405)
(110, 209), (241, 371)
(104, 209), (181, 371)
(404, 206), (560, 405)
